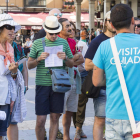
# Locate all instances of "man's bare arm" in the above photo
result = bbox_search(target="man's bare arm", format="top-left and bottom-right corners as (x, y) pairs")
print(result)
(57, 52), (74, 68)
(73, 53), (84, 66)
(22, 61), (28, 87)
(85, 58), (94, 71)
(92, 65), (106, 87)
(28, 57), (39, 70)
(28, 52), (49, 69)
(65, 58), (74, 68)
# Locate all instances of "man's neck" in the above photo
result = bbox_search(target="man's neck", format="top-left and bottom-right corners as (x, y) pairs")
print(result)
(116, 28), (133, 34)
(104, 30), (116, 38)
(59, 33), (68, 40)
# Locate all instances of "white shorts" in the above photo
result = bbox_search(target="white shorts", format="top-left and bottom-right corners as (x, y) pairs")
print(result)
(63, 81), (79, 113)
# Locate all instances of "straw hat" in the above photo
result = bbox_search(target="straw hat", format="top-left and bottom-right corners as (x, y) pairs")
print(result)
(42, 16), (62, 33)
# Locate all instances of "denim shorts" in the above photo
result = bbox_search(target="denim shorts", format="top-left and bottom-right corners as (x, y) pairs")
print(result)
(35, 86), (65, 115)
(93, 89), (106, 118)
(80, 70), (88, 84)
(0, 104), (10, 136)
(105, 118), (135, 140)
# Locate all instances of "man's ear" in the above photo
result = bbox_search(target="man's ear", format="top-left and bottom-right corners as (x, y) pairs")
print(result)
(131, 17), (135, 25)
(111, 22), (116, 30)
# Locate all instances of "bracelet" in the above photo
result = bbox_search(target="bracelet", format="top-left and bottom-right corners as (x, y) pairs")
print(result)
(11, 71), (18, 76)
(25, 86), (28, 91)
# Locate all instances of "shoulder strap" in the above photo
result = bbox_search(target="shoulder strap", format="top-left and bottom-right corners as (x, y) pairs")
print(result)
(42, 37), (46, 51)
(110, 37), (138, 135)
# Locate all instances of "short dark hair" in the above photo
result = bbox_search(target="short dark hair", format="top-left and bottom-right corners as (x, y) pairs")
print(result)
(111, 4), (133, 30)
(58, 18), (68, 29)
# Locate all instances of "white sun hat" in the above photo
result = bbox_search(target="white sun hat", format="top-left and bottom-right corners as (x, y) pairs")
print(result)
(0, 14), (21, 32)
(42, 16), (62, 33)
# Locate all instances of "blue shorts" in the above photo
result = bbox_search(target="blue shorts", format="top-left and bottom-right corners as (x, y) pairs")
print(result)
(10, 103), (18, 125)
(35, 86), (65, 115)
(0, 104), (10, 136)
(105, 118), (134, 140)
(93, 89), (106, 118)
(80, 70), (88, 84)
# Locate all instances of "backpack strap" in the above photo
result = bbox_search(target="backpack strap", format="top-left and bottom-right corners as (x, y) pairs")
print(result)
(41, 37), (51, 72)
(42, 37), (46, 51)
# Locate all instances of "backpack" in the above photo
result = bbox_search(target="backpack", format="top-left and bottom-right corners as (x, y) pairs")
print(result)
(81, 70), (100, 98)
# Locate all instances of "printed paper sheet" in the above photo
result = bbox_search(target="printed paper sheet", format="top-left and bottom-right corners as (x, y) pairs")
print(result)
(45, 45), (63, 67)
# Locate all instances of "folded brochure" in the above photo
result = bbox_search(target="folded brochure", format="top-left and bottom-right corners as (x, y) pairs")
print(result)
(2, 56), (28, 76)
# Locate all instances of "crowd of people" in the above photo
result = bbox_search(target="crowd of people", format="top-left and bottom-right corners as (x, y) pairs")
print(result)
(0, 3), (140, 140)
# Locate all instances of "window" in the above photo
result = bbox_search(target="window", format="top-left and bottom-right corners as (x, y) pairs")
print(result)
(24, 0), (46, 7)
(63, 0), (75, 9)
(138, 0), (140, 7)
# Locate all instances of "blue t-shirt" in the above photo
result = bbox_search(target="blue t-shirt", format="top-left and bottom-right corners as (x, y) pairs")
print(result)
(93, 33), (140, 121)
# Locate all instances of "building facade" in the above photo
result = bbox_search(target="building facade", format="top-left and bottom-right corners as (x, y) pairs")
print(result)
(0, 0), (139, 16)
(0, 0), (139, 31)
(0, 0), (89, 13)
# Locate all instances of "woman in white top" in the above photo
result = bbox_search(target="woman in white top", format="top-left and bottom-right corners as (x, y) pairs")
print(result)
(0, 14), (20, 140)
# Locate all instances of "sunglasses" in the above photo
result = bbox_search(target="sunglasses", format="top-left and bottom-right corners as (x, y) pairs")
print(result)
(49, 32), (59, 36)
(135, 24), (140, 28)
(54, 13), (63, 17)
(3, 25), (15, 30)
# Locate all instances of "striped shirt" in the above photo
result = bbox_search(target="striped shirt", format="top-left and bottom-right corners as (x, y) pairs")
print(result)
(29, 37), (73, 86)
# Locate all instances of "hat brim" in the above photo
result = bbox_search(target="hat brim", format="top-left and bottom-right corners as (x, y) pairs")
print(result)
(0, 19), (21, 32)
(42, 22), (62, 33)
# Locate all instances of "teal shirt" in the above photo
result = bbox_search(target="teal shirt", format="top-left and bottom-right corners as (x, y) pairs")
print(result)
(12, 41), (25, 72)
(93, 33), (140, 121)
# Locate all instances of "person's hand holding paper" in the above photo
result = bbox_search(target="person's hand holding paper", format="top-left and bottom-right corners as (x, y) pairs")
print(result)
(38, 52), (49, 61)
(57, 52), (66, 60)
(45, 45), (63, 67)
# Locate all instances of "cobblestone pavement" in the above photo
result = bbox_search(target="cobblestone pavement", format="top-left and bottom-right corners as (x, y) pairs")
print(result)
(18, 69), (95, 140)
